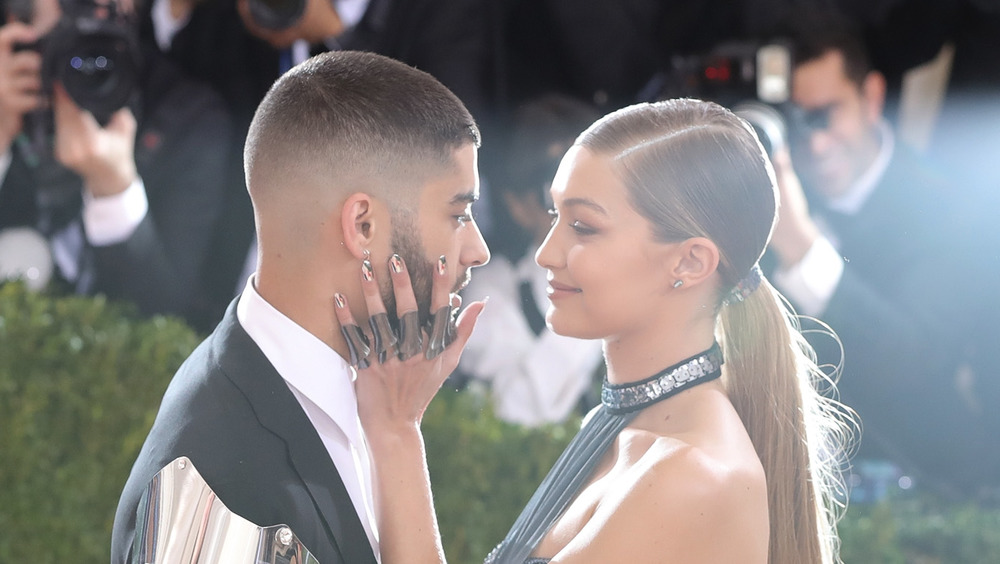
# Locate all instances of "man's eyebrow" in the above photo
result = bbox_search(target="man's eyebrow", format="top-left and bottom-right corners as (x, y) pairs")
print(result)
(450, 191), (479, 205)
(562, 197), (608, 215)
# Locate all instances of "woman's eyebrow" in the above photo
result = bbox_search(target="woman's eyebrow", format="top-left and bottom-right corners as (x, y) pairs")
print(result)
(561, 197), (608, 215)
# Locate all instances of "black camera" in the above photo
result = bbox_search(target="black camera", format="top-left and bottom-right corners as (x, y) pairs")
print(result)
(11, 0), (140, 126)
(645, 41), (797, 157)
(247, 0), (306, 30)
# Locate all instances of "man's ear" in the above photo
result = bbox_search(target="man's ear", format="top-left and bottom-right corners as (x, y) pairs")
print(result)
(862, 70), (887, 124)
(667, 237), (720, 290)
(340, 192), (377, 260)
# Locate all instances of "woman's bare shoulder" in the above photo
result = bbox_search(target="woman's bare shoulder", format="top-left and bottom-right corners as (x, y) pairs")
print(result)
(553, 437), (769, 563)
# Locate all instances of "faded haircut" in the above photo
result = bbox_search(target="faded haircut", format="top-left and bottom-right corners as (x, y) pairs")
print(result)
(244, 50), (480, 208)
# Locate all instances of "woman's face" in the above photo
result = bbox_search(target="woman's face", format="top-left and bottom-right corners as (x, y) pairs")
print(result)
(536, 146), (675, 341)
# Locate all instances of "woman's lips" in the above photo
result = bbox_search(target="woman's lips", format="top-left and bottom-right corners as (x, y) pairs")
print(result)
(546, 280), (581, 299)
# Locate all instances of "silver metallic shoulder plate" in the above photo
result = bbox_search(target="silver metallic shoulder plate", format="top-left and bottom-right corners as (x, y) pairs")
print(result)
(133, 456), (320, 564)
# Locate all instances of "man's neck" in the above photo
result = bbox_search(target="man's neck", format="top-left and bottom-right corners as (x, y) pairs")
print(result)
(826, 120), (895, 215)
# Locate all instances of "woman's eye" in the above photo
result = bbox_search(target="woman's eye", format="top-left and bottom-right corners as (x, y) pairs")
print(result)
(455, 214), (472, 226)
(570, 221), (597, 235)
(547, 209), (558, 226)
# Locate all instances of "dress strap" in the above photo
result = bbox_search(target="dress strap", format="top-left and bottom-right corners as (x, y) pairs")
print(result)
(484, 408), (636, 564)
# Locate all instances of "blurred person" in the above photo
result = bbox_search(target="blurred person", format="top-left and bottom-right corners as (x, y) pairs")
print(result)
(111, 51), (490, 564)
(458, 94), (603, 426)
(766, 9), (994, 495)
(0, 0), (231, 330)
(140, 0), (496, 330)
(860, 0), (1000, 190)
(502, 0), (736, 114)
(347, 98), (853, 564)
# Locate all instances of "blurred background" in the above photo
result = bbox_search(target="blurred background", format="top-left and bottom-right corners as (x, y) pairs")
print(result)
(1, 0), (998, 561)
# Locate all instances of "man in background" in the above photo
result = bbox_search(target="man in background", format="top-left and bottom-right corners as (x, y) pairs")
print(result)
(766, 10), (994, 496)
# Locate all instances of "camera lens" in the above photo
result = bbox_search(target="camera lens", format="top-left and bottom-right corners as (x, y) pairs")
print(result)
(44, 22), (139, 124)
(247, 0), (306, 30)
(734, 101), (788, 157)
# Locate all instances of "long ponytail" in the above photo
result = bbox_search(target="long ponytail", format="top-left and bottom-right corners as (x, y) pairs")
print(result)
(719, 280), (850, 564)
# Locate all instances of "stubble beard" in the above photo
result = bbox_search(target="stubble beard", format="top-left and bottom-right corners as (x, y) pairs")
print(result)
(382, 212), (473, 329)
(384, 221), (435, 328)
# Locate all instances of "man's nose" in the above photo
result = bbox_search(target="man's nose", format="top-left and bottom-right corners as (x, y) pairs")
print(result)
(462, 220), (490, 267)
(809, 129), (834, 156)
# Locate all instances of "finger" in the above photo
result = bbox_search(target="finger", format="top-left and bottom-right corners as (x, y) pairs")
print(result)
(430, 255), (449, 312)
(360, 255), (387, 315)
(52, 82), (86, 126)
(333, 292), (372, 369)
(107, 107), (137, 137)
(424, 255), (455, 359)
(438, 299), (487, 368)
(4, 72), (42, 94)
(8, 50), (42, 75)
(387, 253), (418, 316)
(1, 85), (42, 113)
(387, 253), (423, 361)
(333, 291), (360, 326)
(359, 256), (401, 364)
(0, 23), (38, 53)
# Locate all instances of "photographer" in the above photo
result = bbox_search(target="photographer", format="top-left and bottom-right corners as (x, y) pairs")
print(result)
(765, 9), (993, 496)
(0, 0), (232, 331)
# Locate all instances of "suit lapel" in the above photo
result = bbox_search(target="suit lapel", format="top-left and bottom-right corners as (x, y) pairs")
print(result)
(213, 301), (378, 564)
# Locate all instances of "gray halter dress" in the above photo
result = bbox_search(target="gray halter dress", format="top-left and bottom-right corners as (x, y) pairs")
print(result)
(483, 344), (724, 564)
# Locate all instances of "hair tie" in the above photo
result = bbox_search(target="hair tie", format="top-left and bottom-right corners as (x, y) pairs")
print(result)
(723, 264), (763, 306)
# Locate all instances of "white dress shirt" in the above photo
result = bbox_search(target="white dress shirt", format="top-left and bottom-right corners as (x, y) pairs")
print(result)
(773, 120), (895, 316)
(459, 252), (604, 426)
(1, 144), (148, 282)
(236, 276), (381, 560)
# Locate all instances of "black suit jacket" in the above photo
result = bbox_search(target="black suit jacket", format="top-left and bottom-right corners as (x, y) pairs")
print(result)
(111, 299), (377, 564)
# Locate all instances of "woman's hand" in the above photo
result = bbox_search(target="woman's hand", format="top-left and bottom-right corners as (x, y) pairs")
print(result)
(333, 253), (484, 564)
(334, 253), (486, 433)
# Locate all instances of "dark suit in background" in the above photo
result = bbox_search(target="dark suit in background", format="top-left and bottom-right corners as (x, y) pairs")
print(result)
(0, 50), (230, 331)
(795, 145), (996, 494)
(111, 300), (377, 564)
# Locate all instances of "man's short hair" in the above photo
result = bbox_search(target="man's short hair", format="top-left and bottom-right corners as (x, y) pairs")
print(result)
(244, 50), (480, 205)
(778, 8), (872, 88)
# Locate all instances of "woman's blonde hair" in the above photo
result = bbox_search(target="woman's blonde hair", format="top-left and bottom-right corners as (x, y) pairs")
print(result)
(579, 99), (853, 564)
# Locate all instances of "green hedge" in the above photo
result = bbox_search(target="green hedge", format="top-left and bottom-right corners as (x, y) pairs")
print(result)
(0, 282), (201, 563)
(2, 282), (999, 563)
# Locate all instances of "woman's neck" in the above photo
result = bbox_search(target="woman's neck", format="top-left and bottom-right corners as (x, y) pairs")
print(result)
(603, 313), (717, 386)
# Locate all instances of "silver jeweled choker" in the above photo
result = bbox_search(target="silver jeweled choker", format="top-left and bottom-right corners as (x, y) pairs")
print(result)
(601, 343), (724, 414)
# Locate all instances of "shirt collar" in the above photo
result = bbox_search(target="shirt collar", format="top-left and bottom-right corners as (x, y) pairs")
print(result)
(825, 119), (895, 215)
(236, 275), (363, 447)
(335, 0), (369, 28)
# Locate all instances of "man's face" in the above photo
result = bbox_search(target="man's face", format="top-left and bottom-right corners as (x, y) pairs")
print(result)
(383, 143), (490, 326)
(791, 50), (883, 199)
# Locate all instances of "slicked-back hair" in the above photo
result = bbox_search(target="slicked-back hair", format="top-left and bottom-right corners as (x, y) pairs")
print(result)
(244, 50), (480, 207)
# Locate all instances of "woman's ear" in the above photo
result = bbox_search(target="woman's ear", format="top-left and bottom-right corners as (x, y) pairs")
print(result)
(668, 237), (720, 289)
(340, 192), (377, 260)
